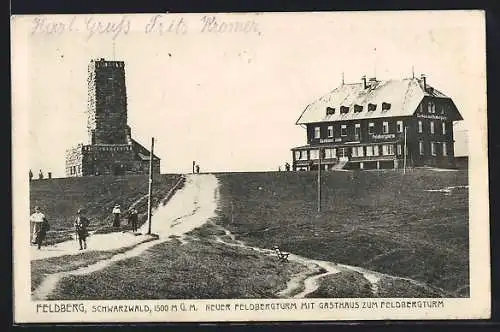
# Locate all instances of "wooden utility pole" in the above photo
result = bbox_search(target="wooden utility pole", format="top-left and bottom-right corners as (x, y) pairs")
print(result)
(403, 127), (407, 175)
(147, 137), (155, 235)
(317, 148), (322, 213)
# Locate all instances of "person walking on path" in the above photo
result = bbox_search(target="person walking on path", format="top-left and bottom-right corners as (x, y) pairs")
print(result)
(30, 206), (46, 245)
(128, 208), (139, 233)
(112, 204), (121, 228)
(36, 217), (50, 250)
(74, 209), (90, 250)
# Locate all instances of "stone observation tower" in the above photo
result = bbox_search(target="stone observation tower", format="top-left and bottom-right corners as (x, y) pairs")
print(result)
(65, 58), (161, 177)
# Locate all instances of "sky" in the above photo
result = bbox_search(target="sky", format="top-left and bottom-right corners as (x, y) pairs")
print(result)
(12, 10), (485, 176)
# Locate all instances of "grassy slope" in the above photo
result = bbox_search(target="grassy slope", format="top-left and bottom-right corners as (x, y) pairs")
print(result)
(214, 169), (469, 297)
(49, 235), (307, 300)
(29, 174), (183, 244)
(31, 236), (159, 292)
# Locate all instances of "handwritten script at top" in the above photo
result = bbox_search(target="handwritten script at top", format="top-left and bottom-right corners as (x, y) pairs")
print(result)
(30, 15), (262, 39)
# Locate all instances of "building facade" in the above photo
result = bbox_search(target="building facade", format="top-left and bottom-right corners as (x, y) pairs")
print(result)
(65, 58), (160, 177)
(291, 75), (463, 171)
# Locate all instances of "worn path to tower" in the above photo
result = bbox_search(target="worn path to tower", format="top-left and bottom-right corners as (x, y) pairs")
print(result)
(31, 174), (219, 261)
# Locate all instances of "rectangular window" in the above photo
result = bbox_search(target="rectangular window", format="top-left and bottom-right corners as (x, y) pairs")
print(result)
(338, 148), (346, 158)
(368, 122), (375, 135)
(442, 142), (448, 156)
(341, 124), (347, 137)
(430, 121), (435, 134)
(419, 141), (424, 155)
(442, 122), (446, 135)
(418, 120), (423, 133)
(324, 148), (336, 159)
(310, 149), (319, 160)
(397, 121), (403, 133)
(373, 145), (379, 156)
(382, 144), (394, 155)
(431, 142), (436, 156)
(397, 144), (402, 155)
(352, 146), (364, 158)
(314, 127), (320, 139)
(383, 121), (389, 134)
(355, 123), (361, 139)
(366, 146), (372, 156)
(327, 125), (333, 138)
(296, 150), (307, 160)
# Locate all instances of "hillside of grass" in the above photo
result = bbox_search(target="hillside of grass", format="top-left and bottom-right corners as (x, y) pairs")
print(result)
(30, 174), (183, 244)
(48, 236), (307, 300)
(213, 169), (469, 297)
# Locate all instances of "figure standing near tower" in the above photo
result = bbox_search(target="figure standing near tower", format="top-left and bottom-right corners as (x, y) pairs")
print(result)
(29, 169), (33, 181)
(38, 169), (44, 180)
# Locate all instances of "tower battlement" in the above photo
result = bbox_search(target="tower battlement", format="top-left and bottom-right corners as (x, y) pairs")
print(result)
(90, 58), (125, 68)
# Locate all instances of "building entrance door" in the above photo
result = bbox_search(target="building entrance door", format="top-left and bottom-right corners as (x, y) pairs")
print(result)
(338, 147), (349, 162)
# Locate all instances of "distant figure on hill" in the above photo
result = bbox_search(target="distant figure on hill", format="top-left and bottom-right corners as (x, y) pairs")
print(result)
(128, 208), (139, 233)
(195, 165), (200, 174)
(192, 161), (196, 174)
(285, 162), (290, 171)
(112, 204), (121, 228)
(38, 170), (44, 180)
(48, 172), (52, 179)
(29, 169), (33, 181)
(30, 206), (47, 246)
(74, 209), (90, 250)
(278, 166), (281, 172)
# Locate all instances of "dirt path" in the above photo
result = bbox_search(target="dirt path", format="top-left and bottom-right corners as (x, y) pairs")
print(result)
(208, 223), (449, 298)
(32, 174), (219, 300)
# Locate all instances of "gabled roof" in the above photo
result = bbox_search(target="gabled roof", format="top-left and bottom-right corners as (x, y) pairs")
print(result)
(132, 139), (161, 161)
(296, 77), (462, 124)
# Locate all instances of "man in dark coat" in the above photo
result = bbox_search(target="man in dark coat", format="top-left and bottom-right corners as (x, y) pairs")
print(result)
(36, 218), (50, 250)
(74, 209), (90, 250)
(128, 208), (139, 233)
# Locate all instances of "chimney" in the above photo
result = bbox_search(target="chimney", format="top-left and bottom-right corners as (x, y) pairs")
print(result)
(361, 75), (367, 89)
(421, 74), (427, 90)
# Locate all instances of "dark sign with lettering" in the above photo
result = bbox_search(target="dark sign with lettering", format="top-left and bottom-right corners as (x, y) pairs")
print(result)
(372, 134), (396, 140)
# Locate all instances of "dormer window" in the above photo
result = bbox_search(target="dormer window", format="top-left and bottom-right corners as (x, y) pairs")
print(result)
(368, 103), (377, 112)
(340, 106), (349, 114)
(353, 104), (363, 113)
(326, 107), (335, 115)
(382, 102), (391, 111)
